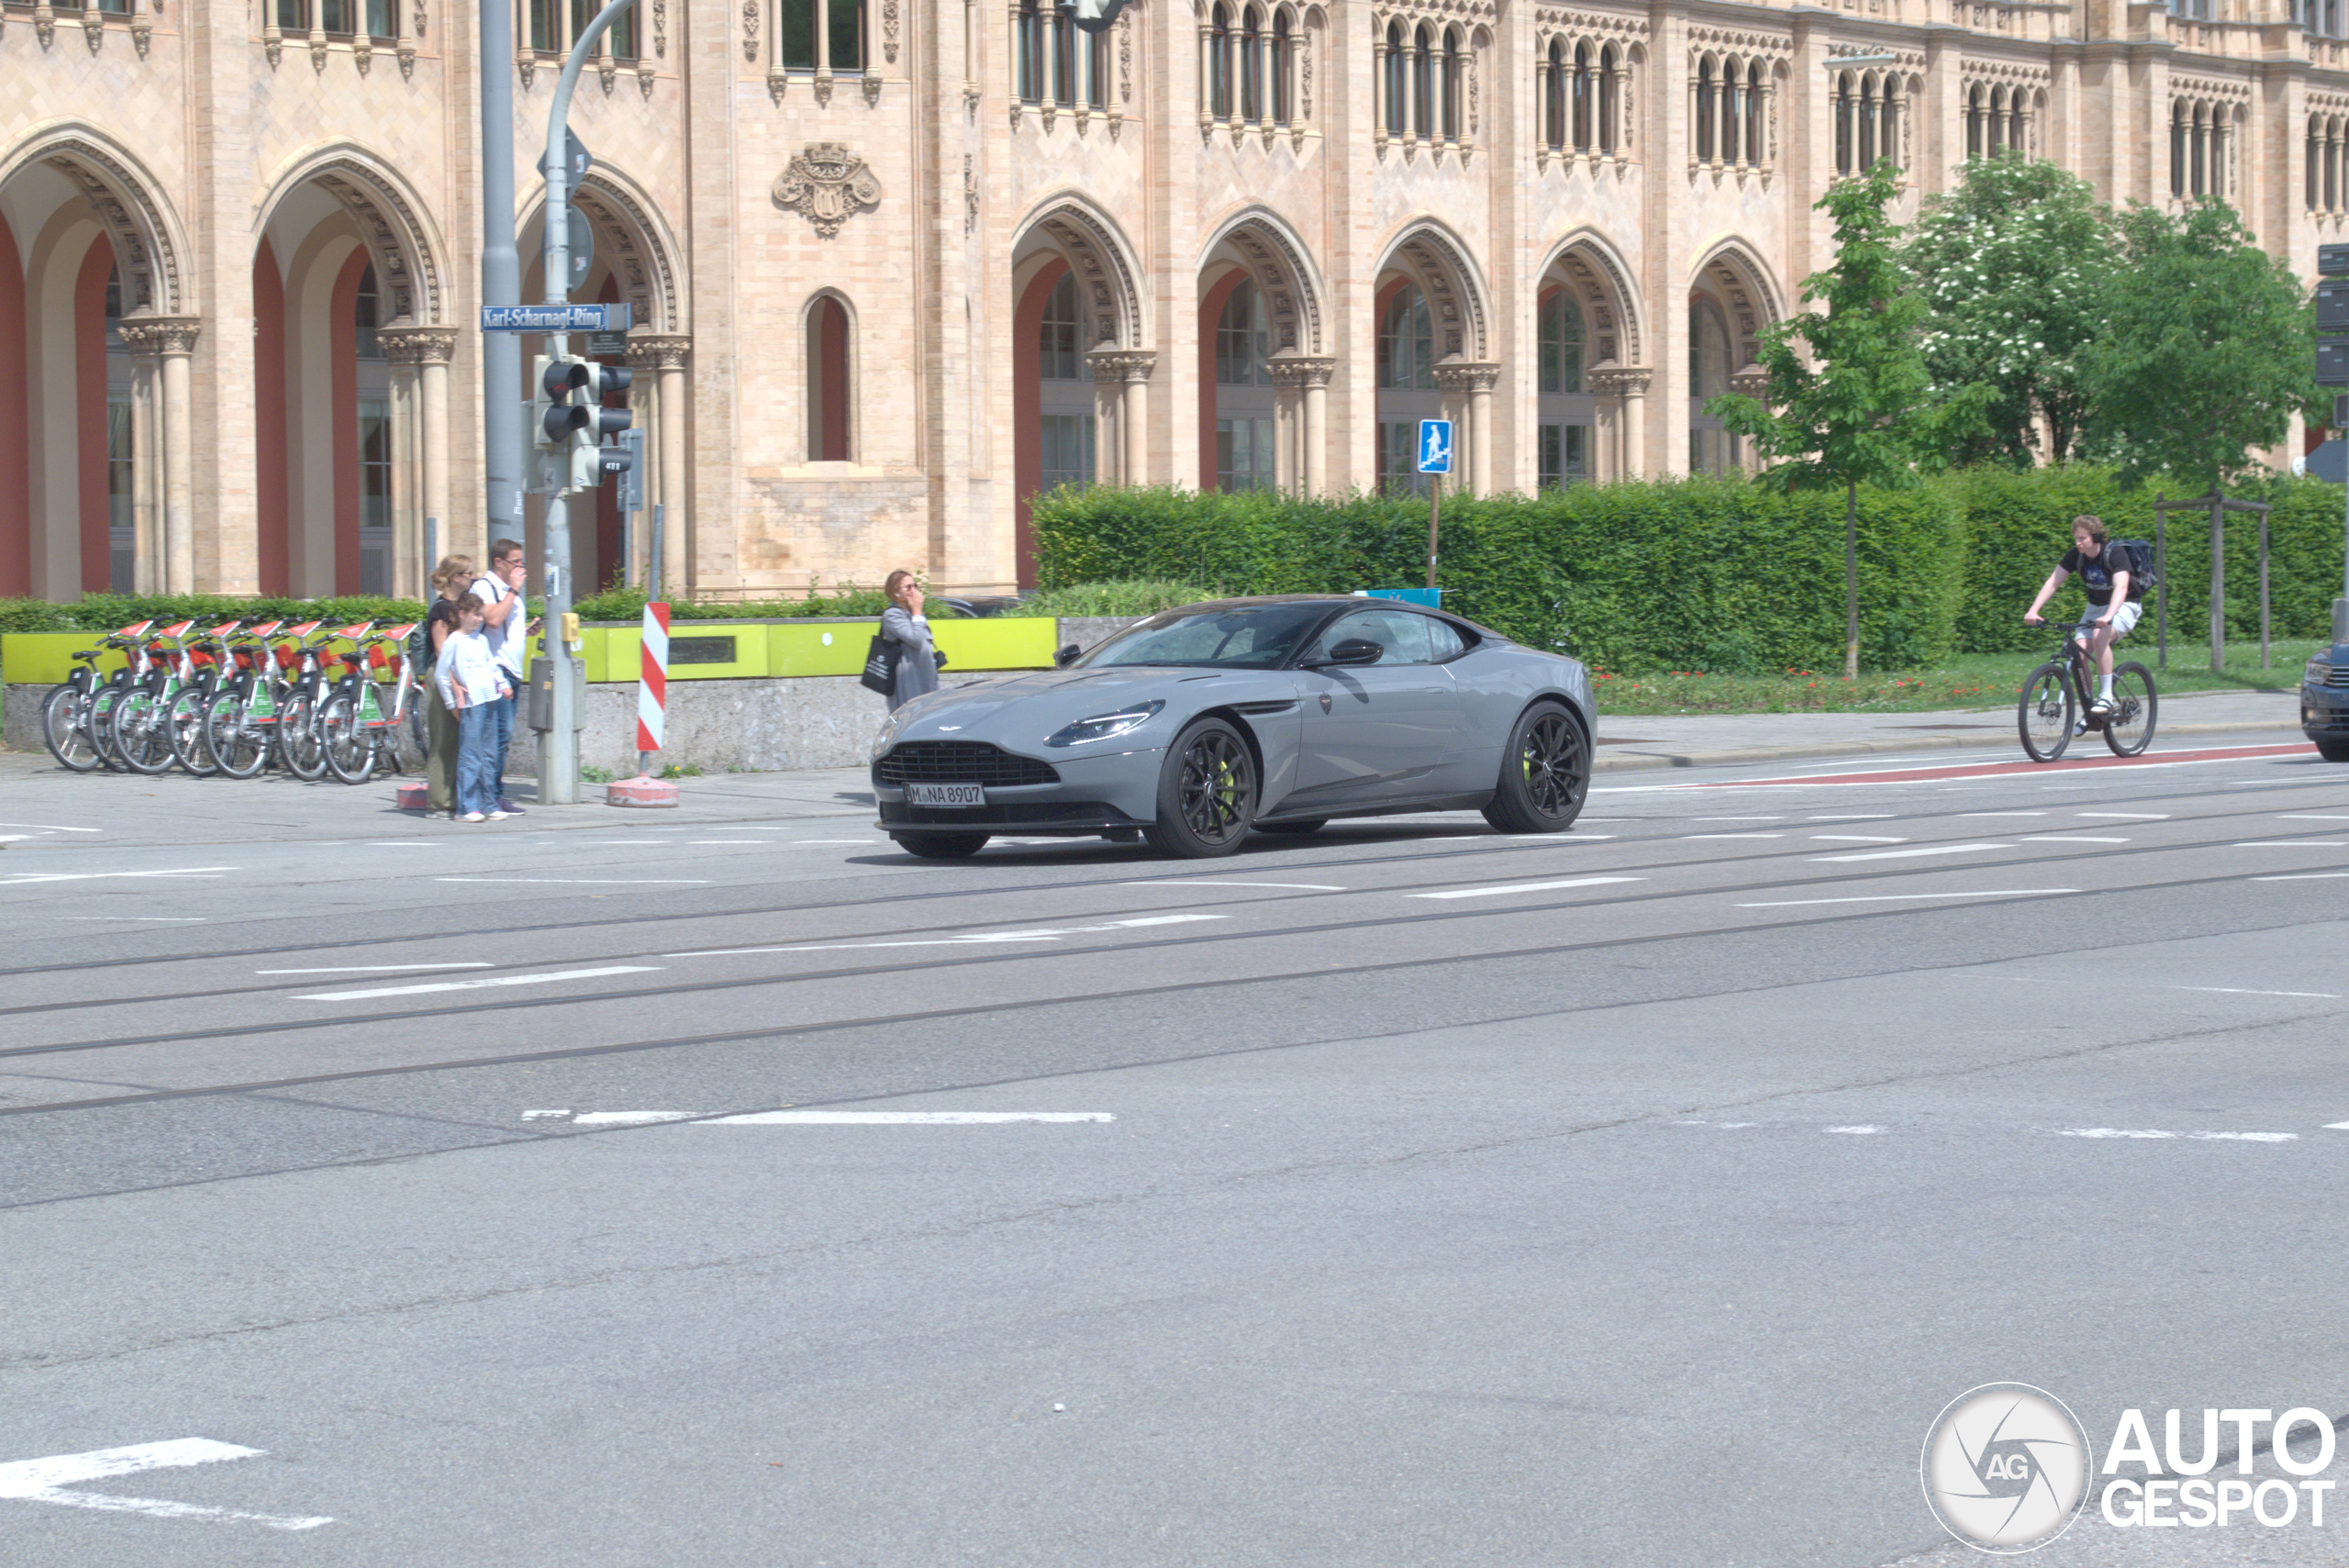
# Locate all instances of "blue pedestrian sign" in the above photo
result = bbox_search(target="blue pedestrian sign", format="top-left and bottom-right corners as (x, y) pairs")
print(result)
(1417, 418), (1454, 475)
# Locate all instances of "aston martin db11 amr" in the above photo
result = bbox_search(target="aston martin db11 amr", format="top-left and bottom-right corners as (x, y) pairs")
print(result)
(871, 595), (1597, 859)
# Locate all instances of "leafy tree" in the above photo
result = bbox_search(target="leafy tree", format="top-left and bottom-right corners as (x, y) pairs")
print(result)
(2078, 200), (2318, 498)
(1901, 155), (2114, 467)
(1709, 162), (1985, 678)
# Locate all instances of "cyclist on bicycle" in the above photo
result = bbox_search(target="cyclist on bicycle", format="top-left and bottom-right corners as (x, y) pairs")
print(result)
(2022, 514), (2139, 718)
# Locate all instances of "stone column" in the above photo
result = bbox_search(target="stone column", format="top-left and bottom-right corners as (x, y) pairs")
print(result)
(1433, 360), (1500, 495)
(120, 317), (202, 595)
(1265, 350), (1336, 496)
(379, 322), (459, 597)
(1729, 364), (1770, 474)
(1087, 350), (1156, 484)
(1589, 363), (1651, 480)
(629, 332), (694, 589)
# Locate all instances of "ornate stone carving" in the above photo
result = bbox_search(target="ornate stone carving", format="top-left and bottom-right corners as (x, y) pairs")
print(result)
(83, 3), (106, 51)
(883, 0), (899, 61)
(1084, 349), (1157, 383)
(517, 48), (537, 88)
(740, 0), (759, 62)
(598, 50), (618, 91)
(1586, 363), (1651, 397)
(963, 155), (978, 234)
(415, 0), (426, 38)
(116, 315), (204, 357)
(769, 64), (790, 101)
(34, 2), (58, 49)
(131, 6), (153, 53)
(399, 34), (419, 75)
(638, 56), (655, 95)
(814, 72), (835, 106)
(377, 321), (461, 365)
(863, 72), (883, 106)
(310, 27), (329, 68)
(1432, 360), (1500, 394)
(1119, 9), (1132, 102)
(264, 15), (284, 65)
(773, 143), (883, 237)
(1265, 352), (1337, 389)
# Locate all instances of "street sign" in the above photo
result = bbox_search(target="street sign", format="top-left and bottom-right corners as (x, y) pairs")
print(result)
(587, 330), (629, 355)
(566, 207), (594, 290)
(537, 128), (593, 183)
(2321, 279), (2349, 332)
(617, 428), (645, 512)
(2321, 243), (2349, 276)
(1354, 587), (1442, 607)
(1067, 0), (1128, 29)
(1416, 418), (1454, 474)
(2320, 338), (2349, 387)
(482, 303), (633, 332)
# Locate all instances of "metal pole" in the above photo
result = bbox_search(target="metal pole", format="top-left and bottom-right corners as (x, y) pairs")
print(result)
(1425, 480), (1440, 591)
(2259, 509), (2270, 669)
(1843, 481), (1860, 682)
(536, 0), (639, 807)
(2210, 495), (2225, 673)
(2154, 496), (2166, 672)
(649, 501), (663, 595)
(480, 0), (523, 558)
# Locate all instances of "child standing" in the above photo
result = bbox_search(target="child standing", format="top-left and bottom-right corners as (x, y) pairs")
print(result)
(436, 596), (514, 822)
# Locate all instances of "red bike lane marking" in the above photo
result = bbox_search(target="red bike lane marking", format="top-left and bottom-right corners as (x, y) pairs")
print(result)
(1689, 742), (2320, 789)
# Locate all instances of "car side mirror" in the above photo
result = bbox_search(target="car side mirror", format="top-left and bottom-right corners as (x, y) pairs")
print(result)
(1054, 643), (1082, 668)
(1311, 638), (1384, 669)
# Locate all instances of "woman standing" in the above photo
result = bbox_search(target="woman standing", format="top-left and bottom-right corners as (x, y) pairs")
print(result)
(880, 569), (941, 711)
(422, 556), (475, 815)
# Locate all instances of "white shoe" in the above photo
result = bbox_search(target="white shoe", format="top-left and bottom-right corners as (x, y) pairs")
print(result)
(486, 809), (513, 820)
(461, 811), (486, 823)
(2089, 696), (2114, 716)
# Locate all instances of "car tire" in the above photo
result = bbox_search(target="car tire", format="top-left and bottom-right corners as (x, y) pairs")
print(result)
(894, 832), (990, 858)
(2317, 739), (2349, 763)
(1254, 818), (1328, 836)
(1480, 701), (1590, 834)
(1143, 717), (1256, 859)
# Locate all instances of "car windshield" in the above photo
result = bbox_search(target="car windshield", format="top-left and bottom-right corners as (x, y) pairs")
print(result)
(1077, 604), (1331, 670)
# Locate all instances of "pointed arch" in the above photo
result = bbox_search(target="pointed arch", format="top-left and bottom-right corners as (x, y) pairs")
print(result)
(1375, 217), (1491, 362)
(1539, 228), (1643, 367)
(573, 170), (689, 334)
(0, 122), (193, 317)
(1688, 239), (1781, 367)
(1011, 193), (1148, 350)
(1196, 206), (1328, 355)
(255, 142), (449, 325)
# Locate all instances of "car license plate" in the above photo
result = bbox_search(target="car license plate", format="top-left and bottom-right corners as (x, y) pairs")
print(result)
(905, 783), (985, 808)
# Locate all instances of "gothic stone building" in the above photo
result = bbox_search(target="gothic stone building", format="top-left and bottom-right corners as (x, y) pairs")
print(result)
(0, 0), (2338, 599)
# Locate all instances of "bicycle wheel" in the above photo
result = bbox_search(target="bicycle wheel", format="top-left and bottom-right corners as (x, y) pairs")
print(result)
(114, 690), (177, 775)
(280, 691), (328, 780)
(204, 689), (269, 779)
(2102, 662), (2158, 758)
(2017, 662), (2074, 763)
(319, 693), (374, 784)
(90, 685), (129, 772)
(41, 684), (103, 773)
(167, 686), (218, 776)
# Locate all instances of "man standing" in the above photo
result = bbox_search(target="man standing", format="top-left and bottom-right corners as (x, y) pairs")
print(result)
(470, 539), (530, 815)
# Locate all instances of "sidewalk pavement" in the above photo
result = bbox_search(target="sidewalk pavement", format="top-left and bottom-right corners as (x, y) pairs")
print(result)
(0, 686), (2309, 848)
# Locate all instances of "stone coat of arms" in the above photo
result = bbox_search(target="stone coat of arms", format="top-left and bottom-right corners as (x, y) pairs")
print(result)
(774, 143), (883, 237)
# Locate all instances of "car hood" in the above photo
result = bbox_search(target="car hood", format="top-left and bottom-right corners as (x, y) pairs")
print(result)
(889, 667), (1261, 748)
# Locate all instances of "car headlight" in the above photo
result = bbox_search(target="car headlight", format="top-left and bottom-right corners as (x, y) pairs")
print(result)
(2310, 658), (2332, 686)
(1045, 699), (1164, 748)
(872, 711), (908, 762)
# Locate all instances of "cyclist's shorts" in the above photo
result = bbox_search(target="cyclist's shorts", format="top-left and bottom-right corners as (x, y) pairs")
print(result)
(2074, 601), (2141, 642)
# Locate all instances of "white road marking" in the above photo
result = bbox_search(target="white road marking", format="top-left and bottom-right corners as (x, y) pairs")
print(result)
(295, 965), (660, 1000)
(688, 840), (768, 845)
(1737, 889), (2078, 907)
(792, 839), (880, 845)
(2189, 1131), (2298, 1142)
(2233, 840), (2347, 848)
(2256, 873), (2349, 880)
(1826, 1125), (1884, 1135)
(585, 840), (669, 845)
(707, 1110), (1116, 1125)
(0, 866), (235, 885)
(1809, 842), (2011, 862)
(259, 963), (493, 974)
(0, 1438), (332, 1530)
(2277, 815), (2349, 821)
(1809, 814), (1897, 819)
(361, 841), (441, 848)
(2175, 986), (2341, 998)
(665, 914), (1224, 958)
(521, 1109), (573, 1119)
(1809, 835), (1908, 843)
(1694, 816), (1785, 821)
(1411, 875), (1642, 900)
(2023, 836), (2130, 844)
(432, 877), (712, 884)
(2327, 1122), (2349, 1131)
(57, 916), (206, 922)
(1684, 833), (1784, 840)
(2079, 812), (2169, 819)
(0, 835), (33, 843)
(571, 1112), (699, 1126)
(1963, 812), (2047, 817)
(1122, 880), (1347, 891)
(0, 822), (103, 832)
(2062, 1129), (2176, 1139)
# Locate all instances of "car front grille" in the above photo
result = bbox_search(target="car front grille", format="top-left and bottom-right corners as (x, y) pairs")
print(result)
(874, 741), (1061, 788)
(880, 800), (1126, 828)
(2319, 662), (2349, 689)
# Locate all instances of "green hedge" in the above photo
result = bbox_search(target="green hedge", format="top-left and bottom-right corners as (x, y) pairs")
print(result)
(0, 592), (429, 635)
(570, 583), (890, 620)
(1032, 468), (2347, 673)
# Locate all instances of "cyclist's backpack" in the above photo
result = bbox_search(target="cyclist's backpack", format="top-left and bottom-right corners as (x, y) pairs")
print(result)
(407, 615), (434, 670)
(2112, 539), (2157, 601)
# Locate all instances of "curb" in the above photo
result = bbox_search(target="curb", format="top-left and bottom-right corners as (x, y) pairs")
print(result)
(1588, 718), (2304, 775)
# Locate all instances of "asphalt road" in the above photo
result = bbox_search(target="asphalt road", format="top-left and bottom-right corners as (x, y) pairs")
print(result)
(3, 729), (2346, 1567)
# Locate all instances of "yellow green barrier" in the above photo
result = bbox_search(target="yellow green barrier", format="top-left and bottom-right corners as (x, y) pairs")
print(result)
(575, 617), (1059, 682)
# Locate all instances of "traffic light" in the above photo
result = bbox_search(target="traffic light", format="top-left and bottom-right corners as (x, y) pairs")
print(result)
(565, 363), (634, 491)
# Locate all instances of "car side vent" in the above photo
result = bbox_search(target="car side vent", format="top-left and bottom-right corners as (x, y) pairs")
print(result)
(875, 741), (1062, 787)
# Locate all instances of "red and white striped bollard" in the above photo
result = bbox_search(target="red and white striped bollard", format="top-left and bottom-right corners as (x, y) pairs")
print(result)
(607, 600), (679, 807)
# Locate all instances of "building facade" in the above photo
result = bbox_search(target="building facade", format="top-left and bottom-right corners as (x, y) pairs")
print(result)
(0, 0), (2339, 601)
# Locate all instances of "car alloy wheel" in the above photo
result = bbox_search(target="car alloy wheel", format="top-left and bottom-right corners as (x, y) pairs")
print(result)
(1147, 718), (1255, 858)
(1483, 702), (1589, 834)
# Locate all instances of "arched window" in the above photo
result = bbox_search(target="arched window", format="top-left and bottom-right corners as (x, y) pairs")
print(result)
(1720, 58), (1742, 166)
(1376, 284), (1437, 495)
(1835, 72), (1854, 174)
(1441, 28), (1463, 141)
(1544, 39), (1567, 150)
(1572, 42), (1592, 150)
(2312, 117), (2324, 211)
(780, 0), (861, 72)
(1745, 62), (1765, 167)
(1213, 280), (1275, 491)
(1273, 9), (1294, 124)
(2171, 101), (2188, 197)
(1696, 56), (1716, 161)
(1861, 73), (1880, 170)
(1052, 0), (1075, 104)
(2007, 90), (2024, 155)
(1384, 22), (1407, 137)
(1377, 285), (1434, 391)
(1965, 84), (1981, 158)
(1017, 0), (1042, 101)
(1035, 272), (1095, 491)
(1882, 76), (1902, 172)
(1598, 44), (1620, 152)
(807, 295), (852, 462)
(1215, 279), (1269, 386)
(1411, 25), (1433, 140)
(1039, 272), (1086, 382)
(1085, 24), (1110, 108)
(1209, 5), (1232, 119)
(1240, 6), (1264, 122)
(1688, 295), (1740, 476)
(1537, 290), (1588, 488)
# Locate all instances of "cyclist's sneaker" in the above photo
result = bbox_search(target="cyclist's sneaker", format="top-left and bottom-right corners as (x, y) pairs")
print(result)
(461, 811), (486, 823)
(495, 797), (526, 816)
(2089, 695), (2114, 716)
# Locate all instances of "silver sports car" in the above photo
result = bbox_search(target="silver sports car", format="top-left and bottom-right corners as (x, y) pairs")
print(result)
(870, 595), (1597, 859)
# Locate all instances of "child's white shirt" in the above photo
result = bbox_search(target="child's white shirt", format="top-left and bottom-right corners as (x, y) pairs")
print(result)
(436, 628), (509, 709)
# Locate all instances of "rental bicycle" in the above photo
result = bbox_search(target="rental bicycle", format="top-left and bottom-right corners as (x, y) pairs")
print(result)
(40, 620), (154, 773)
(2016, 619), (2157, 763)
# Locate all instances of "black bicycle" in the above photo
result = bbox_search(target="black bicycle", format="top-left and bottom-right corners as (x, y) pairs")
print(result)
(2017, 618), (2156, 763)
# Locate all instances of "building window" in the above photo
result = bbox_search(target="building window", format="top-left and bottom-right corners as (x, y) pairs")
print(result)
(1038, 272), (1089, 383)
(106, 395), (134, 593)
(1216, 418), (1275, 491)
(1440, 28), (1463, 140)
(1239, 6), (1263, 121)
(1539, 291), (1583, 397)
(1834, 71), (1898, 176)
(2312, 115), (2344, 212)
(364, 0), (395, 38)
(528, 0), (645, 58)
(1688, 296), (1740, 476)
(355, 264), (383, 361)
(1215, 280), (1269, 387)
(781, 0), (859, 71)
(1383, 22), (1407, 137)
(1376, 284), (1437, 498)
(1411, 24), (1433, 140)
(1208, 4), (1232, 117)
(1212, 280), (1275, 493)
(1538, 290), (1589, 488)
(319, 0), (352, 33)
(1272, 10), (1293, 123)
(1695, 55), (1715, 161)
(1036, 272), (1095, 492)
(807, 295), (852, 462)
(1538, 424), (1586, 489)
(1542, 39), (1566, 150)
(1040, 414), (1097, 491)
(1017, 0), (1042, 100)
(358, 398), (392, 595)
